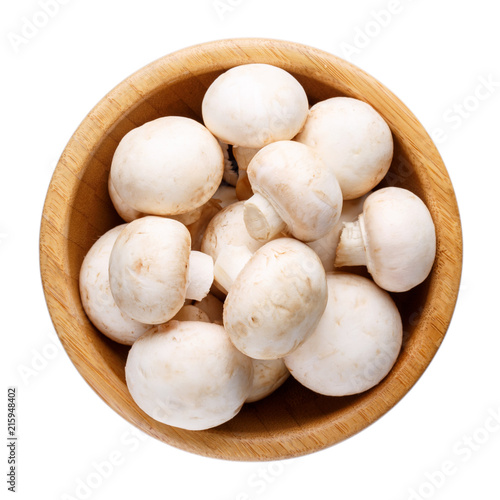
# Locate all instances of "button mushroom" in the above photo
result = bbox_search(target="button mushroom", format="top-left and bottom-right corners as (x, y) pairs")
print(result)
(108, 177), (144, 223)
(79, 224), (151, 345)
(201, 201), (269, 294)
(307, 193), (369, 272)
(213, 244), (255, 295)
(232, 146), (260, 171)
(244, 140), (343, 242)
(109, 116), (224, 216)
(223, 237), (328, 360)
(125, 321), (253, 430)
(183, 199), (222, 252)
(172, 305), (211, 323)
(202, 63), (309, 149)
(109, 216), (214, 324)
(218, 139), (239, 187)
(193, 293), (224, 324)
(285, 273), (403, 396)
(295, 97), (393, 200)
(212, 184), (238, 208)
(245, 359), (290, 403)
(334, 187), (437, 292)
(235, 170), (254, 201)
(109, 175), (209, 226)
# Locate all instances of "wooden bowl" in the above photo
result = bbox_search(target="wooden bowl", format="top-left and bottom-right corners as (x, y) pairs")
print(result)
(39, 38), (462, 461)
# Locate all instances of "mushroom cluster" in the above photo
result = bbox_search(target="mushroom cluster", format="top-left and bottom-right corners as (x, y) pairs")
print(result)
(79, 63), (437, 431)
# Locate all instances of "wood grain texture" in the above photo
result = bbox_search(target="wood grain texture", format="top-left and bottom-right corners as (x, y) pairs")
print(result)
(39, 38), (463, 461)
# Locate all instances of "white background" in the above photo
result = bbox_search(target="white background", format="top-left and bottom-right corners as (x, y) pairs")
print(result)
(2, 0), (499, 499)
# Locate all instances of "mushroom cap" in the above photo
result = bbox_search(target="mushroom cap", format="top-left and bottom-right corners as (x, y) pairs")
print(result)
(125, 321), (253, 430)
(202, 63), (309, 149)
(109, 174), (207, 227)
(172, 305), (211, 323)
(212, 185), (238, 208)
(245, 359), (290, 403)
(194, 293), (224, 324)
(185, 199), (222, 251)
(109, 216), (191, 324)
(223, 237), (328, 360)
(285, 273), (403, 396)
(307, 193), (369, 272)
(201, 201), (265, 264)
(79, 224), (151, 345)
(361, 187), (436, 292)
(108, 177), (144, 223)
(110, 116), (224, 215)
(246, 140), (343, 241)
(295, 97), (393, 200)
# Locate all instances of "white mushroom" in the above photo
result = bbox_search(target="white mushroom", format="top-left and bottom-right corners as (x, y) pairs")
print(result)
(108, 177), (144, 222)
(245, 359), (290, 403)
(125, 321), (253, 430)
(110, 116), (224, 216)
(235, 171), (253, 201)
(184, 199), (222, 251)
(285, 273), (403, 396)
(295, 97), (393, 200)
(79, 224), (151, 345)
(244, 140), (343, 242)
(212, 184), (238, 208)
(223, 238), (328, 360)
(213, 244), (255, 295)
(201, 201), (260, 259)
(201, 201), (268, 294)
(335, 187), (436, 292)
(202, 63), (309, 149)
(194, 293), (224, 324)
(109, 174), (215, 227)
(307, 193), (369, 272)
(218, 139), (239, 187)
(172, 305), (211, 323)
(232, 146), (260, 171)
(169, 206), (206, 227)
(109, 216), (213, 324)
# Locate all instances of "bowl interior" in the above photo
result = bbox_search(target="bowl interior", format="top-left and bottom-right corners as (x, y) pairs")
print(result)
(40, 38), (462, 460)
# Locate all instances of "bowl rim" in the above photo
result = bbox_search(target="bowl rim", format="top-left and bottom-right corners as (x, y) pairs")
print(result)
(39, 37), (463, 461)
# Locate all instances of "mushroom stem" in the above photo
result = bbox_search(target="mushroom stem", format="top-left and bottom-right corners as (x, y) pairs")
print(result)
(214, 245), (254, 294)
(244, 193), (286, 241)
(334, 220), (368, 267)
(235, 171), (253, 201)
(186, 251), (214, 301)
